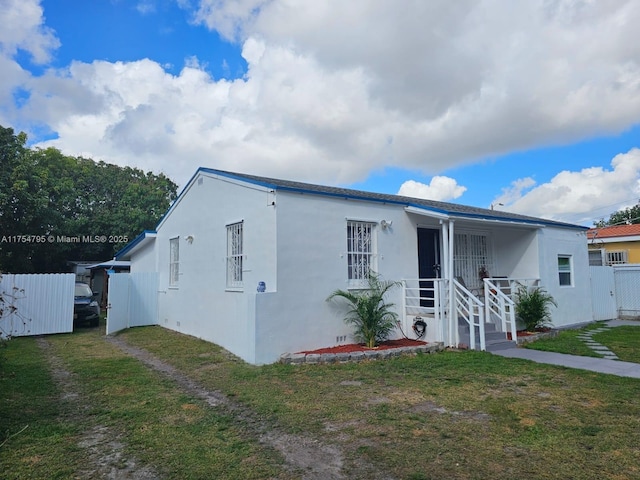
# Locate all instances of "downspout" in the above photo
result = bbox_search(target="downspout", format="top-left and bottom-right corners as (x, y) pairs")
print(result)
(448, 220), (456, 348)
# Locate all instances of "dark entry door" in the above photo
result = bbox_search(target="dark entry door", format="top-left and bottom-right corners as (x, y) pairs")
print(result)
(417, 228), (441, 307)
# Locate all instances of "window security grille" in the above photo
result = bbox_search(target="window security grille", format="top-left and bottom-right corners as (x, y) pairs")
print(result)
(606, 250), (628, 265)
(453, 232), (494, 291)
(347, 221), (375, 283)
(227, 222), (243, 288)
(169, 237), (179, 286)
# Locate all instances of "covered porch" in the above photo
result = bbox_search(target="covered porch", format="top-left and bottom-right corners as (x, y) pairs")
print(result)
(401, 207), (547, 350)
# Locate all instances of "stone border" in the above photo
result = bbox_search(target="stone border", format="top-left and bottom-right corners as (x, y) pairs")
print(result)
(279, 342), (445, 365)
(516, 329), (558, 345)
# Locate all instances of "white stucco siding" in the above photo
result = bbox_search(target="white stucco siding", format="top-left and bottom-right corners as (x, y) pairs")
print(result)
(250, 192), (419, 363)
(129, 240), (156, 273)
(492, 226), (539, 278)
(536, 227), (592, 327)
(150, 173), (277, 363)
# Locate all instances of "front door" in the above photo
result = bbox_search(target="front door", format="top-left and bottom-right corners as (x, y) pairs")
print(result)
(417, 228), (441, 307)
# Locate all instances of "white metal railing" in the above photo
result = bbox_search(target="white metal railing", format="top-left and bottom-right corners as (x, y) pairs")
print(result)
(453, 278), (485, 350)
(482, 277), (539, 343)
(402, 278), (447, 342)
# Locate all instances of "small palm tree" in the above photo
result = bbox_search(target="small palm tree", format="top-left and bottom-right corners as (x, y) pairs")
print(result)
(327, 274), (401, 348)
(514, 285), (557, 331)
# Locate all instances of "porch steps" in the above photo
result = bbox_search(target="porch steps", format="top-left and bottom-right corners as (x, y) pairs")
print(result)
(458, 319), (516, 352)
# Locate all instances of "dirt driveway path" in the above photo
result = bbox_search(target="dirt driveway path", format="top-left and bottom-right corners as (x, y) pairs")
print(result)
(37, 337), (160, 480)
(39, 334), (392, 479)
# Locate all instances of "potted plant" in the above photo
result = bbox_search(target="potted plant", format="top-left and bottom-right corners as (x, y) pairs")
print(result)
(327, 274), (400, 348)
(514, 285), (557, 332)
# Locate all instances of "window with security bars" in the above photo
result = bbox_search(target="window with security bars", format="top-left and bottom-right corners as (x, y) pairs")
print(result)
(226, 222), (243, 288)
(169, 237), (179, 286)
(347, 221), (376, 285)
(606, 250), (628, 265)
(453, 232), (494, 291)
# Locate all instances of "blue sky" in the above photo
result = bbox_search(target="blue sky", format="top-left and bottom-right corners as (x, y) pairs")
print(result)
(2, 0), (640, 226)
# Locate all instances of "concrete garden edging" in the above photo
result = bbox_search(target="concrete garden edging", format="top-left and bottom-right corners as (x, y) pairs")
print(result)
(279, 342), (446, 365)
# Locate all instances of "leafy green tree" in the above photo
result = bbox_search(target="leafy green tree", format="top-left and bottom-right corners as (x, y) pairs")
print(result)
(327, 274), (401, 348)
(0, 126), (178, 273)
(594, 204), (640, 227)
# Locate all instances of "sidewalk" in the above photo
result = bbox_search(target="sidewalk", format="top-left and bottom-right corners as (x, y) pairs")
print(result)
(492, 319), (640, 379)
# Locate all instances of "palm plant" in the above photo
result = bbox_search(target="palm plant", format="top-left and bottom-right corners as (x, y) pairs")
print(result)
(514, 285), (557, 331)
(327, 274), (401, 348)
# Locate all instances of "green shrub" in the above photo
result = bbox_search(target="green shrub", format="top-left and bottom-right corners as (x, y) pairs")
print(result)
(515, 285), (557, 331)
(327, 274), (400, 348)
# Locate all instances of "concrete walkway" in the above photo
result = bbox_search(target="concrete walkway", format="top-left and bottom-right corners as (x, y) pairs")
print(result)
(493, 320), (640, 379)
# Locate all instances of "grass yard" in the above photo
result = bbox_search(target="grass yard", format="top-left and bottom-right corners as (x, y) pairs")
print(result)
(526, 321), (640, 362)
(2, 323), (640, 479)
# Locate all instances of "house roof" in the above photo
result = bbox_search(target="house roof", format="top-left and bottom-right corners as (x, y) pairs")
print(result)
(115, 230), (157, 260)
(198, 168), (586, 230)
(117, 168), (587, 260)
(587, 224), (640, 240)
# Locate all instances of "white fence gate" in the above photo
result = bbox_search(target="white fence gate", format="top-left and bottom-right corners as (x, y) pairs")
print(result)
(613, 264), (640, 318)
(589, 266), (617, 321)
(106, 272), (159, 335)
(590, 265), (640, 320)
(0, 273), (75, 337)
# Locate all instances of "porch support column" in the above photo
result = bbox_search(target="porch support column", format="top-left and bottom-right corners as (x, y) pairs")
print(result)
(440, 220), (449, 344)
(448, 220), (456, 348)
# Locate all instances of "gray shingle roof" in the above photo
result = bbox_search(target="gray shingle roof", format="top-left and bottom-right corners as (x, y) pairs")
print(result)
(200, 168), (585, 230)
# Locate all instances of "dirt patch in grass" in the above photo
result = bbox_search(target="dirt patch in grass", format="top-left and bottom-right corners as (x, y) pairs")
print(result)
(36, 337), (160, 480)
(105, 335), (370, 480)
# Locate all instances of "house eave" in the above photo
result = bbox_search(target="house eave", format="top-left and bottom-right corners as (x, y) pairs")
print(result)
(115, 231), (157, 260)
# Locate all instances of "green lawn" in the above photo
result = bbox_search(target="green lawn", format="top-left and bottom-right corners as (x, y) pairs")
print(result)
(2, 324), (640, 480)
(526, 321), (640, 363)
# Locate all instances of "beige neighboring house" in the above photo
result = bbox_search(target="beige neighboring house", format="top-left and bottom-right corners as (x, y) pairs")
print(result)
(587, 224), (640, 265)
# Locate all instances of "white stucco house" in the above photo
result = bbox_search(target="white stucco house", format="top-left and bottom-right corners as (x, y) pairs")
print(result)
(115, 168), (592, 364)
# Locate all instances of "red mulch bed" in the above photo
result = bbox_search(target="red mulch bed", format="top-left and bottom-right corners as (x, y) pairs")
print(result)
(507, 328), (551, 340)
(298, 338), (428, 355)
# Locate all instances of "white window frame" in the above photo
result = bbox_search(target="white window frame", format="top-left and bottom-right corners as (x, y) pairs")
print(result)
(346, 220), (377, 287)
(226, 222), (244, 289)
(558, 254), (572, 287)
(169, 237), (179, 287)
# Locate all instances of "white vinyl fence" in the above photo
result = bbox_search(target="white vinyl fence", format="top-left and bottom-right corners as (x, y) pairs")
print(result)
(0, 273), (75, 337)
(106, 272), (159, 335)
(590, 265), (640, 320)
(613, 264), (640, 318)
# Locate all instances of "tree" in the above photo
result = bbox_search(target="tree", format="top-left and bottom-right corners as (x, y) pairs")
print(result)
(594, 203), (640, 227)
(0, 126), (178, 273)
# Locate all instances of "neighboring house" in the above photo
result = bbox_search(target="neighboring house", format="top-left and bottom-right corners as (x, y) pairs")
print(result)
(587, 224), (640, 266)
(116, 168), (592, 364)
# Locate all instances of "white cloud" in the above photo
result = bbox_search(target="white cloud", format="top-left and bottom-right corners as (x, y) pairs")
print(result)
(495, 149), (640, 224)
(398, 177), (467, 202)
(2, 0), (640, 195)
(0, 0), (59, 64)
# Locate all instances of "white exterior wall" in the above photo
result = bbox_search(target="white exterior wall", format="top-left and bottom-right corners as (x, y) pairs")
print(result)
(129, 241), (156, 273)
(492, 226), (539, 278)
(252, 191), (421, 364)
(150, 173), (277, 364)
(537, 227), (592, 327)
